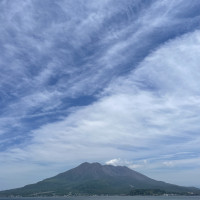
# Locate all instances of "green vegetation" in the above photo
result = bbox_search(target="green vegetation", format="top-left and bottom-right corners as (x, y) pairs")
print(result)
(130, 189), (166, 195)
(129, 189), (200, 196)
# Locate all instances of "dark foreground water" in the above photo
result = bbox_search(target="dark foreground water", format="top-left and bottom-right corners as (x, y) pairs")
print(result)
(0, 196), (200, 200)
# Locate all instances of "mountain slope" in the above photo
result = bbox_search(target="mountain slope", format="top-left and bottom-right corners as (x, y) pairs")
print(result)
(0, 162), (199, 196)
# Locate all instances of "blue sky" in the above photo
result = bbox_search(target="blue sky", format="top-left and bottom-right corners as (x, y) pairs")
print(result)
(0, 0), (200, 190)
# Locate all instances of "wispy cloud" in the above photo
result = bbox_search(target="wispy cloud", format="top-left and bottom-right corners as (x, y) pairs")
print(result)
(1, 0), (200, 190)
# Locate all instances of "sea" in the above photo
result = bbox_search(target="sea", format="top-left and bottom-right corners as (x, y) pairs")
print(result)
(0, 196), (200, 200)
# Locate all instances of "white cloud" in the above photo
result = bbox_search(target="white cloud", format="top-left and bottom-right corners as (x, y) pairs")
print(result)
(106, 158), (121, 166)
(163, 161), (174, 167)
(106, 158), (143, 169)
(17, 29), (200, 169)
(2, 28), (200, 165)
(0, 0), (197, 130)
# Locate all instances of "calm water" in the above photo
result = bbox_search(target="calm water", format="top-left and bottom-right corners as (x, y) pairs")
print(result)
(0, 196), (200, 200)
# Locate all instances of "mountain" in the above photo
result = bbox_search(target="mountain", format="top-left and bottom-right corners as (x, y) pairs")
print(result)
(0, 162), (200, 196)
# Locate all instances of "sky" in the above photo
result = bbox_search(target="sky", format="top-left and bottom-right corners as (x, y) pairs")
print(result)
(0, 0), (200, 190)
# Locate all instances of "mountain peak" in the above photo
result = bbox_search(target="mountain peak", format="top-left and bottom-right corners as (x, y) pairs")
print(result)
(77, 162), (102, 171)
(1, 162), (200, 196)
(78, 162), (129, 169)
(79, 162), (102, 167)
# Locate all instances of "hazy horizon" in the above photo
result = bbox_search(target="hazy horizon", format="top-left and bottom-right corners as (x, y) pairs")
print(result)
(0, 0), (200, 190)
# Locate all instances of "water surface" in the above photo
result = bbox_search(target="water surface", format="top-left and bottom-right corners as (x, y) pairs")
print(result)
(0, 196), (200, 200)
